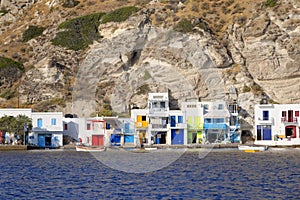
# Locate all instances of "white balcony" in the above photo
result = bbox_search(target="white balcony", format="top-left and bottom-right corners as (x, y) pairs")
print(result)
(148, 124), (168, 132)
(257, 117), (274, 125)
(148, 108), (169, 117)
(281, 117), (298, 125)
(169, 123), (187, 129)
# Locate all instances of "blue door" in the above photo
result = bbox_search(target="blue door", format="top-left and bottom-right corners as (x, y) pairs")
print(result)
(38, 135), (45, 147)
(110, 134), (121, 145)
(263, 126), (272, 140)
(124, 135), (134, 143)
(171, 129), (184, 144)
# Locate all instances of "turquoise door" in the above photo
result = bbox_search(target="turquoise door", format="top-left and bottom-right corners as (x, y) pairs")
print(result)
(38, 135), (45, 147)
(124, 135), (134, 143)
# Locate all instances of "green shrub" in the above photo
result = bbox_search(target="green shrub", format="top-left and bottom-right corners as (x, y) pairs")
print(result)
(0, 56), (24, 72)
(264, 0), (277, 7)
(242, 84), (251, 93)
(22, 25), (45, 42)
(97, 104), (114, 116)
(62, 0), (79, 8)
(135, 0), (151, 6)
(174, 19), (194, 33)
(0, 88), (16, 100)
(101, 6), (139, 23)
(251, 83), (263, 94)
(49, 98), (65, 106)
(232, 77), (236, 83)
(33, 98), (66, 112)
(143, 70), (151, 80)
(52, 12), (105, 50)
(225, 0), (235, 7)
(137, 84), (150, 95)
(198, 22), (209, 31)
(201, 2), (210, 10)
(269, 99), (279, 104)
(0, 9), (8, 15)
(0, 57), (24, 98)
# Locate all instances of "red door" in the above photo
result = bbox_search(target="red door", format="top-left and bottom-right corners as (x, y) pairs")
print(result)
(92, 135), (104, 146)
(285, 126), (296, 138)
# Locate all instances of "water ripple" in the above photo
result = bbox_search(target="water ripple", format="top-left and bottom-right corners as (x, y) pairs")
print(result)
(0, 150), (299, 199)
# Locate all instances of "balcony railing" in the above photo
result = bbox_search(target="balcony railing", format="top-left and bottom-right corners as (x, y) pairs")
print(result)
(135, 121), (148, 128)
(170, 123), (187, 129)
(149, 108), (169, 116)
(257, 117), (273, 124)
(281, 117), (298, 123)
(204, 123), (228, 130)
(151, 124), (168, 129)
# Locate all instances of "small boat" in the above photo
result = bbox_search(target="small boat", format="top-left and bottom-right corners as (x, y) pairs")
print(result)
(238, 145), (268, 152)
(144, 147), (158, 151)
(76, 145), (106, 152)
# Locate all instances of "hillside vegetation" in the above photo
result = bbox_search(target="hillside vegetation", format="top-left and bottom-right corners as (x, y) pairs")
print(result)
(52, 12), (105, 50)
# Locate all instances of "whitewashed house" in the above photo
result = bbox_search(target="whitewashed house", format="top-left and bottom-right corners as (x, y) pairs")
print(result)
(181, 99), (240, 144)
(29, 112), (63, 148)
(131, 108), (149, 145)
(254, 103), (300, 146)
(203, 101), (231, 143)
(131, 93), (187, 146)
(169, 109), (187, 145)
(181, 101), (204, 144)
(0, 109), (64, 147)
(63, 116), (128, 147)
(64, 117), (106, 147)
(148, 93), (170, 145)
(118, 117), (137, 147)
(63, 117), (83, 142)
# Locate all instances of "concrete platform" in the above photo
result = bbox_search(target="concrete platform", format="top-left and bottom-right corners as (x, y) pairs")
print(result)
(143, 143), (240, 149)
(0, 145), (27, 151)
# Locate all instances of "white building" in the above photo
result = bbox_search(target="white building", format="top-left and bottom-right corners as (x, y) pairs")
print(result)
(63, 116), (133, 147)
(131, 108), (149, 145)
(0, 109), (64, 148)
(181, 101), (203, 144)
(254, 103), (300, 146)
(63, 117), (106, 146)
(29, 112), (63, 148)
(131, 93), (187, 146)
(181, 100), (240, 144)
(63, 117), (85, 143)
(203, 100), (231, 143)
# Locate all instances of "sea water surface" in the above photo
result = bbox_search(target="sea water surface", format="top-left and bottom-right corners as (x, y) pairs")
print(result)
(0, 148), (299, 199)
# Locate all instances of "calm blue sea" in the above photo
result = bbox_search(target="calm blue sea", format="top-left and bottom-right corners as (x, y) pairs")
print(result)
(0, 149), (299, 199)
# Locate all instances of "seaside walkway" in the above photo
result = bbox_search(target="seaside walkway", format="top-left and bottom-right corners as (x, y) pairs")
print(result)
(0, 145), (27, 151)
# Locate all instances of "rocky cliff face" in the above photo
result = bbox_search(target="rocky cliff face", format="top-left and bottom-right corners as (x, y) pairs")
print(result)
(0, 0), (299, 129)
(73, 12), (233, 117)
(227, 1), (300, 103)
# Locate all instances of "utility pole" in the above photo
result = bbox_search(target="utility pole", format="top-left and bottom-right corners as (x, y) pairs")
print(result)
(17, 85), (20, 108)
(23, 124), (27, 145)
